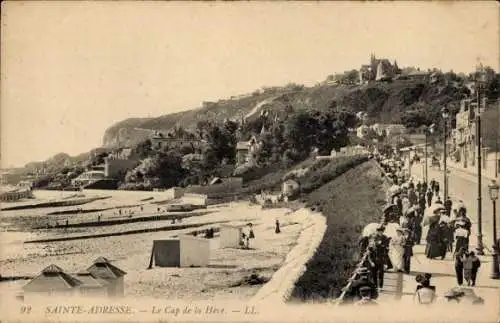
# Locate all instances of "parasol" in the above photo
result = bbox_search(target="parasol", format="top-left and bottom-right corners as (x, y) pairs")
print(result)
(362, 222), (380, 237)
(384, 222), (401, 238)
(423, 203), (445, 226)
(388, 185), (401, 197)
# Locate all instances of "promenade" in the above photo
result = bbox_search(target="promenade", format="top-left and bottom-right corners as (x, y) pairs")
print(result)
(377, 161), (500, 316)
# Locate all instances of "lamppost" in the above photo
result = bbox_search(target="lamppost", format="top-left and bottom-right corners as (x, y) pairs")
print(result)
(442, 107), (450, 200)
(488, 179), (499, 279)
(476, 69), (487, 256)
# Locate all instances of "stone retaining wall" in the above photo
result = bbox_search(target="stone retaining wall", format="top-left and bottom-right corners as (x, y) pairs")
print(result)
(251, 208), (327, 303)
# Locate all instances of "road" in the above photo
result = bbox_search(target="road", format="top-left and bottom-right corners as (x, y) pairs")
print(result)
(410, 161), (499, 248)
(376, 161), (500, 317)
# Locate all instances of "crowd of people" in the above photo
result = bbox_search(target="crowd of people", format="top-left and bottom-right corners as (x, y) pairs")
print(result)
(344, 154), (484, 306)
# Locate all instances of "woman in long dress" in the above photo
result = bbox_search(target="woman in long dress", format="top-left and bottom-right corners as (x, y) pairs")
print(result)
(425, 220), (445, 259)
(389, 228), (406, 272)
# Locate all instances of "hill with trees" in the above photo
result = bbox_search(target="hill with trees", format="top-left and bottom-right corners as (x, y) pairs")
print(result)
(7, 65), (499, 190)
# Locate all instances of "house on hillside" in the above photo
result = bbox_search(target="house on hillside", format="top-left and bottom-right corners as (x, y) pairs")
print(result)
(236, 135), (261, 165)
(282, 179), (300, 197)
(404, 70), (431, 82)
(371, 124), (407, 137)
(103, 147), (141, 179)
(359, 65), (372, 84)
(22, 257), (126, 301)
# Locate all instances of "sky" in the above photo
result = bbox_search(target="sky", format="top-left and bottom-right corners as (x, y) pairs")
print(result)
(1, 1), (499, 168)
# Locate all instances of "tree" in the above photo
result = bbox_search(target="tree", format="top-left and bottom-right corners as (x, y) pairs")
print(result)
(135, 139), (153, 159)
(342, 69), (360, 85)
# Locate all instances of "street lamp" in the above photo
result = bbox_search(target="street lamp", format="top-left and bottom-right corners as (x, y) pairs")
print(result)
(476, 69), (487, 255)
(488, 179), (499, 279)
(442, 107), (450, 200)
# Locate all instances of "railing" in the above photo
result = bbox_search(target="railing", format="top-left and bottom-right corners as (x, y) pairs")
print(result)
(335, 248), (371, 306)
(335, 157), (392, 306)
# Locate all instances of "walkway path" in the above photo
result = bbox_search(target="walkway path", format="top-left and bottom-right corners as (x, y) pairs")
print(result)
(377, 162), (500, 316)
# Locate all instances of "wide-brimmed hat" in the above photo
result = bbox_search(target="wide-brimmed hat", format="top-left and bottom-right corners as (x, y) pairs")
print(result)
(359, 286), (372, 292)
(429, 204), (445, 214)
(383, 204), (396, 213)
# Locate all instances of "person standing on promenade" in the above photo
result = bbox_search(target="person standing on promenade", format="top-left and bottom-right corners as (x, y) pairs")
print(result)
(434, 181), (440, 196)
(418, 192), (427, 215)
(368, 225), (390, 289)
(444, 196), (453, 217)
(463, 251), (481, 286)
(454, 247), (467, 286)
(413, 205), (424, 244)
(389, 228), (406, 272)
(426, 188), (434, 207)
(430, 179), (436, 192)
(402, 228), (414, 273)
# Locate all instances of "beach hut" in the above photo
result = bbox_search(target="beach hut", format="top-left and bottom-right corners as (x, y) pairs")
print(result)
(74, 272), (109, 297)
(22, 264), (82, 300)
(220, 224), (245, 248)
(150, 236), (210, 268)
(86, 257), (127, 297)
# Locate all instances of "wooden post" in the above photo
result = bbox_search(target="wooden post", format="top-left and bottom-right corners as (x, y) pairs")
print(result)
(147, 244), (155, 269)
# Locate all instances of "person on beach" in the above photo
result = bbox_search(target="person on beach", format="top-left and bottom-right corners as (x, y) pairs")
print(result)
(241, 223), (255, 249)
(454, 247), (467, 286)
(275, 219), (281, 234)
(463, 251), (481, 286)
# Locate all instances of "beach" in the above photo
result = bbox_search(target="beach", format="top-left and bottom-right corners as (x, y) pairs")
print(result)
(0, 189), (307, 301)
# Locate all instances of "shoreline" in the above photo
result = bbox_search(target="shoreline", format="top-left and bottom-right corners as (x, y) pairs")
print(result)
(0, 198), (311, 302)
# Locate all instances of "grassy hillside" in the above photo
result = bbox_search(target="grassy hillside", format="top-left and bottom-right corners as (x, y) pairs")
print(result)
(289, 159), (387, 302)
